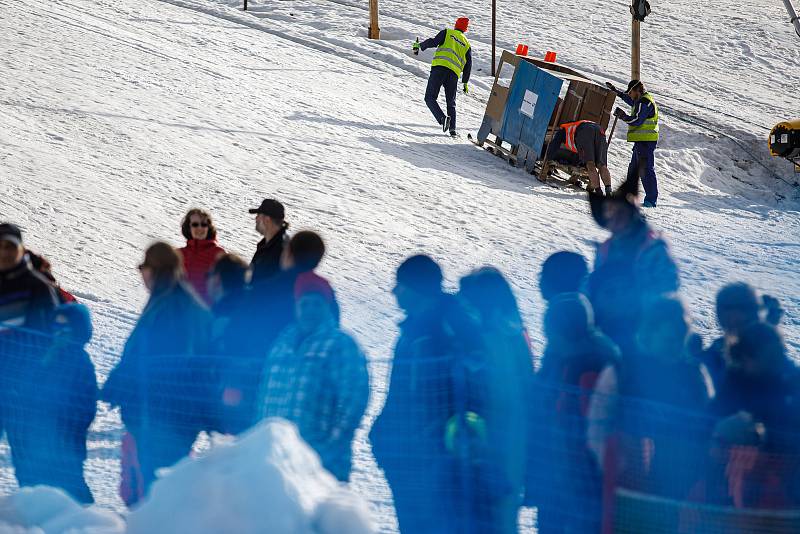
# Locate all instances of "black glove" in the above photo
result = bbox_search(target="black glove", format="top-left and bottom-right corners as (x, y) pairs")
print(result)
(613, 107), (626, 119)
(762, 294), (785, 326)
(605, 81), (619, 93)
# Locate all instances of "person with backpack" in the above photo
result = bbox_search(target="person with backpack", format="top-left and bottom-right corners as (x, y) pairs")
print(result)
(413, 17), (472, 137)
(370, 255), (487, 533)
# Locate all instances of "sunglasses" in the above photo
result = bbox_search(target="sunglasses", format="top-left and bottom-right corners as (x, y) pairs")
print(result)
(191, 222), (209, 228)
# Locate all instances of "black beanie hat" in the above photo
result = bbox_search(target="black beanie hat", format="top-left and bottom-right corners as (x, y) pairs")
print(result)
(396, 255), (443, 294)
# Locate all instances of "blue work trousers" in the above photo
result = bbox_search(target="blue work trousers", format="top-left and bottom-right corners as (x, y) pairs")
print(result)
(627, 141), (658, 205)
(425, 66), (458, 131)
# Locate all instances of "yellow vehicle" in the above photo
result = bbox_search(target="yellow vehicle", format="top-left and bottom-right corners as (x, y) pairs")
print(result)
(769, 119), (800, 171)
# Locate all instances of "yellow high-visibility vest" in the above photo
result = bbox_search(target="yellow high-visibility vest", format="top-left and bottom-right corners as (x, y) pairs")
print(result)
(627, 92), (660, 142)
(431, 29), (471, 77)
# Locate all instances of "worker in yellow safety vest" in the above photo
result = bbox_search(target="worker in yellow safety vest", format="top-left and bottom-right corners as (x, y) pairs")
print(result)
(413, 18), (472, 137)
(607, 79), (660, 207)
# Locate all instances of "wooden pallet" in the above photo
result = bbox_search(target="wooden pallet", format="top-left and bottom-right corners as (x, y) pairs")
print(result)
(469, 133), (590, 191)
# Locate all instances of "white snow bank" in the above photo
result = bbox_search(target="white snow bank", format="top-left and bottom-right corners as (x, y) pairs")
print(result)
(0, 486), (124, 534)
(127, 419), (375, 534)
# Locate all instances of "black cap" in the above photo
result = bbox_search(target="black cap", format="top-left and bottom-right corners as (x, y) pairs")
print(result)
(0, 223), (22, 246)
(626, 79), (643, 93)
(248, 199), (285, 219)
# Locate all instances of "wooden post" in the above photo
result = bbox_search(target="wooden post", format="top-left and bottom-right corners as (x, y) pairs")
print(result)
(491, 0), (497, 76)
(368, 0), (380, 39)
(631, 15), (641, 80)
(538, 96), (567, 183)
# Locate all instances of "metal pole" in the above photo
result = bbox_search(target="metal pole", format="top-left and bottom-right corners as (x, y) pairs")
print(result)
(368, 0), (380, 39)
(491, 0), (497, 76)
(631, 14), (641, 80)
(243, 0), (247, 10)
(781, 0), (800, 38)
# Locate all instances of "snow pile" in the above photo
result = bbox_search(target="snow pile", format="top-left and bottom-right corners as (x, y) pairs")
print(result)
(0, 486), (124, 534)
(126, 419), (375, 534)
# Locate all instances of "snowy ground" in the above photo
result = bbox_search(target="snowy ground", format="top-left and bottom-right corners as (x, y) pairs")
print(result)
(1, 0), (799, 529)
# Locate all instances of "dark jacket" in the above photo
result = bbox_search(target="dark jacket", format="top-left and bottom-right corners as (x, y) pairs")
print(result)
(618, 91), (657, 128)
(179, 239), (225, 304)
(0, 256), (59, 333)
(420, 29), (473, 83)
(210, 288), (252, 357)
(257, 319), (369, 481)
(208, 286), (263, 434)
(102, 281), (214, 434)
(242, 267), (340, 357)
(711, 365), (800, 455)
(529, 331), (619, 527)
(369, 294), (487, 533)
(479, 320), (534, 533)
(699, 336), (727, 392)
(615, 351), (712, 499)
(590, 217), (680, 353)
(250, 227), (288, 283)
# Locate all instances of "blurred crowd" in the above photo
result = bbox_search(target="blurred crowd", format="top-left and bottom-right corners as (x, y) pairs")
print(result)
(0, 179), (797, 532)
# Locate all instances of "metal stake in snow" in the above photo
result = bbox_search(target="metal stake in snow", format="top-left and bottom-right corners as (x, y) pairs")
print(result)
(491, 0), (497, 77)
(782, 0), (800, 38)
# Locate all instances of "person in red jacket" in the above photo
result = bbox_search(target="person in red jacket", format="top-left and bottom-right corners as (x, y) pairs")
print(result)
(178, 209), (225, 304)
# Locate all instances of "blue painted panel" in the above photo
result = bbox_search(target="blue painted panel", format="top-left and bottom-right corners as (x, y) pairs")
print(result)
(499, 60), (539, 144)
(520, 69), (562, 161)
(498, 61), (563, 158)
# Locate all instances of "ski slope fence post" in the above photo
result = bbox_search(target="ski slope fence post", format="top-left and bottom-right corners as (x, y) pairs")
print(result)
(368, 0), (380, 39)
(631, 6), (641, 80)
(243, 0), (247, 11)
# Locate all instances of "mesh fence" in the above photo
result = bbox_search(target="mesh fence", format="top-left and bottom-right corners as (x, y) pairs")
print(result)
(0, 323), (799, 532)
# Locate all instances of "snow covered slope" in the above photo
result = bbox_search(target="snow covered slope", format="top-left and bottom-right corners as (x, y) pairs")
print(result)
(1, 0), (799, 525)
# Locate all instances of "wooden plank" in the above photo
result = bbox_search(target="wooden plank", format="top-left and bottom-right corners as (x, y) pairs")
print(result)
(538, 96), (567, 182)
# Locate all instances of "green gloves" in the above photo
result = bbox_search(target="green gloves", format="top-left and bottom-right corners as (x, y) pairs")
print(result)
(463, 82), (469, 94)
